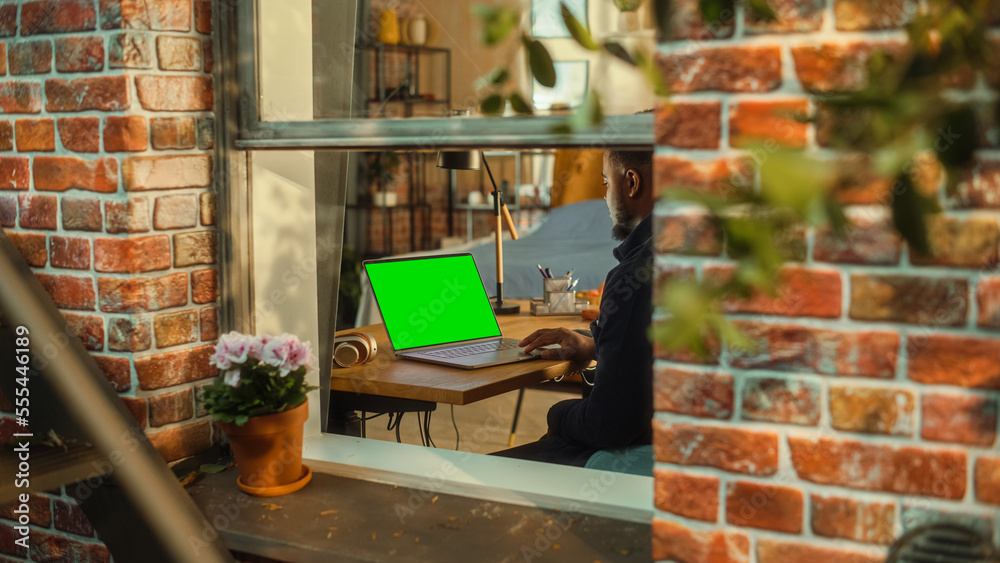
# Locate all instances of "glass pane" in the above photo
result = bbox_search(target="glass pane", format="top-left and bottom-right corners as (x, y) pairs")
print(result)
(254, 0), (657, 122)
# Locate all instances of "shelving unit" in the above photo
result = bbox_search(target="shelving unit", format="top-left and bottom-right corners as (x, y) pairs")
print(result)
(363, 43), (451, 118)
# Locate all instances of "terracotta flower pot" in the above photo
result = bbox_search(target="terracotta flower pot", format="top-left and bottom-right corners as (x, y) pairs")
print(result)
(220, 399), (311, 496)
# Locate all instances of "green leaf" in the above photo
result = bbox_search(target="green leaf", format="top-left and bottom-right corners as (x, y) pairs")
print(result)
(561, 3), (599, 50)
(890, 172), (939, 255)
(480, 93), (504, 115)
(509, 92), (533, 114)
(634, 49), (669, 96)
(524, 36), (556, 87)
(472, 5), (519, 46)
(651, 0), (672, 40)
(746, 0), (777, 22)
(699, 0), (734, 25)
(475, 66), (509, 90)
(603, 42), (635, 66)
(570, 90), (603, 131)
(759, 150), (834, 224)
(199, 463), (227, 474)
(934, 106), (978, 169)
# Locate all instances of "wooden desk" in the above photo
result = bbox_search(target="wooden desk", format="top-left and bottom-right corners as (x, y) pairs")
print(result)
(331, 301), (593, 406)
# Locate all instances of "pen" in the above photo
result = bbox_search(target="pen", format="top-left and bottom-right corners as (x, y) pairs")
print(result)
(537, 264), (548, 278)
(566, 269), (574, 278)
(544, 267), (553, 278)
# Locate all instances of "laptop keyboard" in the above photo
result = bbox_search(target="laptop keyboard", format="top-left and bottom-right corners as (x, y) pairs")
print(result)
(421, 340), (520, 359)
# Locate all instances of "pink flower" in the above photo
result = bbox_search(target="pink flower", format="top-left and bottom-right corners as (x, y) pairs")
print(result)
(261, 333), (311, 376)
(210, 331), (254, 370)
(223, 369), (241, 387)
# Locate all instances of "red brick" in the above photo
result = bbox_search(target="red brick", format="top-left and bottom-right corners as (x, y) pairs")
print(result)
(725, 481), (803, 533)
(746, 0), (824, 34)
(108, 315), (151, 352)
(757, 539), (883, 563)
(57, 116), (100, 153)
(54, 36), (104, 72)
(656, 46), (782, 94)
(834, 0), (914, 31)
(120, 396), (146, 428)
(196, 116), (213, 150)
(0, 82), (42, 114)
(977, 457), (1000, 505)
(156, 35), (200, 71)
(104, 196), (150, 234)
(61, 196), (102, 231)
(0, 194), (15, 227)
(200, 191), (215, 225)
(136, 345), (216, 390)
(978, 277), (1000, 330)
(18, 193), (57, 229)
(654, 156), (747, 199)
(789, 436), (967, 499)
(98, 272), (187, 313)
(7, 232), (47, 266)
(654, 367), (732, 419)
(33, 156), (118, 193)
(149, 116), (195, 149)
(153, 309), (197, 348)
(0, 157), (29, 189)
(14, 118), (54, 151)
(654, 469), (719, 522)
(148, 420), (211, 462)
(191, 268), (217, 304)
(173, 231), (216, 267)
(108, 31), (154, 69)
(792, 42), (907, 92)
(811, 495), (895, 545)
(950, 159), (1000, 209)
(53, 499), (93, 536)
(654, 421), (778, 476)
(850, 274), (968, 326)
(0, 121), (11, 150)
(21, 0), (97, 34)
(655, 102), (721, 149)
(36, 273), (95, 310)
(123, 154), (212, 191)
(742, 377), (820, 426)
(0, 494), (51, 526)
(668, 0), (734, 40)
(103, 115), (147, 152)
(29, 530), (110, 563)
(707, 265), (842, 318)
(729, 100), (809, 148)
(922, 393), (998, 446)
(199, 305), (217, 341)
(653, 322), (722, 365)
(45, 75), (129, 112)
(201, 37), (212, 73)
(94, 235), (170, 273)
(135, 75), (212, 111)
(0, 521), (27, 557)
(102, 0), (192, 31)
(655, 213), (722, 256)
(814, 209), (902, 265)
(910, 216), (999, 269)
(49, 235), (91, 269)
(0, 43), (5, 75)
(194, 0), (211, 33)
(0, 5), (15, 37)
(8, 39), (52, 75)
(153, 193), (198, 230)
(907, 335), (1000, 390)
(830, 385), (914, 436)
(149, 388), (194, 427)
(62, 312), (103, 350)
(652, 519), (749, 563)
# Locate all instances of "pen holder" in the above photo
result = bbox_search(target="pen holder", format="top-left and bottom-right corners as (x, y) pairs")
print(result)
(546, 291), (577, 314)
(543, 276), (571, 303)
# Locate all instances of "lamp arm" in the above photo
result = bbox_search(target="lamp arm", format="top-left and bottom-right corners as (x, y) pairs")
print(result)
(481, 152), (519, 239)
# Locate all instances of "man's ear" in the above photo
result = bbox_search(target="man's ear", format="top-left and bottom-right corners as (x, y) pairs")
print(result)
(625, 168), (641, 198)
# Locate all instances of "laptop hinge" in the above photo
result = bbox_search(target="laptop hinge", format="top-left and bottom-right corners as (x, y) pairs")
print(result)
(397, 336), (503, 355)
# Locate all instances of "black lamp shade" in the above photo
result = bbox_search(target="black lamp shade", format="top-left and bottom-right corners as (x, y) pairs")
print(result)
(436, 150), (481, 170)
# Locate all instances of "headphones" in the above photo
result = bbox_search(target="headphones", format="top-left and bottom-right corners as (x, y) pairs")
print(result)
(333, 332), (378, 368)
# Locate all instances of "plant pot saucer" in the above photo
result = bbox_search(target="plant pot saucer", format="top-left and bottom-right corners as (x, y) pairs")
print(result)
(237, 464), (312, 497)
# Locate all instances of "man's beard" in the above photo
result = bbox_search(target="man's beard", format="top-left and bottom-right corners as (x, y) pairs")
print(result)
(610, 208), (633, 241)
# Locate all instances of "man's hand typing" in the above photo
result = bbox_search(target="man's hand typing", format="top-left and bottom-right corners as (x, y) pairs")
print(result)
(519, 328), (595, 362)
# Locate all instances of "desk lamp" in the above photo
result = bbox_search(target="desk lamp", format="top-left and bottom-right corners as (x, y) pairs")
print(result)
(437, 150), (521, 314)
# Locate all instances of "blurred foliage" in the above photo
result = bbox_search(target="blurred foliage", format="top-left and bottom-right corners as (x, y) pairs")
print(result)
(473, 0), (997, 360)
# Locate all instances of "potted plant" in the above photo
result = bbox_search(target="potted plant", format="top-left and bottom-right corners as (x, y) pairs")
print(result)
(203, 331), (317, 496)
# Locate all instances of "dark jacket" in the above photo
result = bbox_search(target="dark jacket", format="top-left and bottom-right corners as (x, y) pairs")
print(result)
(540, 213), (654, 466)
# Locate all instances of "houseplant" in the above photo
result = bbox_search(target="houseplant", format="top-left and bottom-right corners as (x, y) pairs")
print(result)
(203, 331), (317, 496)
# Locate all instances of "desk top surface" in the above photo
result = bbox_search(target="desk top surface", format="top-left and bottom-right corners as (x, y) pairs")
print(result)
(331, 301), (593, 405)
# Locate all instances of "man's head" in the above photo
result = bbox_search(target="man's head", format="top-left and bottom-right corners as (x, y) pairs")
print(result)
(603, 149), (654, 241)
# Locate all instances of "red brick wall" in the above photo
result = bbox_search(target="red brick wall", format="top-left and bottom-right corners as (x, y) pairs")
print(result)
(652, 1), (1000, 561)
(1, 0), (215, 557)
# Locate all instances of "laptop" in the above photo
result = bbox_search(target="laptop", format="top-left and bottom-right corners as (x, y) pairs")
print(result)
(363, 253), (540, 369)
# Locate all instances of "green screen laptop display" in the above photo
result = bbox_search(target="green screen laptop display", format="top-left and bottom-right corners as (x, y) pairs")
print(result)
(365, 254), (502, 351)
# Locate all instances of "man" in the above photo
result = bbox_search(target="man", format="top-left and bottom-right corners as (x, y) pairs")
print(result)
(497, 149), (655, 467)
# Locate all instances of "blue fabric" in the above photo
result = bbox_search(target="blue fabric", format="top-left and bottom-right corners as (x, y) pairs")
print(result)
(465, 199), (618, 298)
(584, 445), (655, 476)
